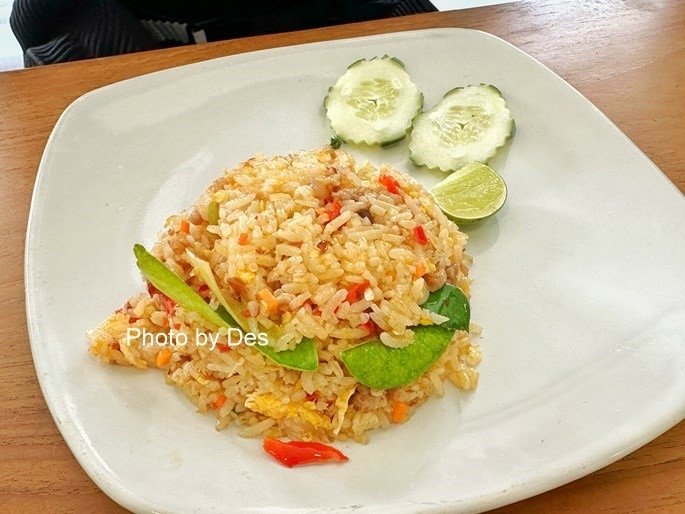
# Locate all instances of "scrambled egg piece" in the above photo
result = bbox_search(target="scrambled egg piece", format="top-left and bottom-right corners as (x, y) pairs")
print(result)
(333, 386), (356, 435)
(245, 393), (331, 430)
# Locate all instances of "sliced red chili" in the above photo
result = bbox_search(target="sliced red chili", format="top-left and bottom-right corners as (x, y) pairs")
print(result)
(413, 225), (428, 245)
(362, 319), (379, 336)
(147, 282), (161, 297)
(262, 438), (348, 468)
(379, 174), (400, 194)
(217, 344), (232, 353)
(346, 280), (370, 303)
(163, 296), (176, 315)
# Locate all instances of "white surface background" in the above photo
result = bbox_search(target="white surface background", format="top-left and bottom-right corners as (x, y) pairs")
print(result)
(25, 28), (684, 513)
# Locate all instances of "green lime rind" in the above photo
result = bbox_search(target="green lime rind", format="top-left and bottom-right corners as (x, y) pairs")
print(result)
(431, 162), (507, 224)
(341, 284), (470, 390)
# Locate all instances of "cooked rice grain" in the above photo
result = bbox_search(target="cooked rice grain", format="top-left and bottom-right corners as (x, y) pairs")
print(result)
(89, 147), (480, 443)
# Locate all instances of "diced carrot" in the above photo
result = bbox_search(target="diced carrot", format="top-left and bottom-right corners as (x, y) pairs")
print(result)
(217, 344), (232, 353)
(391, 401), (409, 423)
(180, 220), (190, 234)
(211, 394), (227, 410)
(156, 348), (172, 367)
(413, 225), (428, 245)
(238, 233), (249, 245)
(325, 200), (342, 222)
(413, 262), (426, 279)
(379, 174), (400, 194)
(257, 288), (279, 314)
(346, 280), (370, 303)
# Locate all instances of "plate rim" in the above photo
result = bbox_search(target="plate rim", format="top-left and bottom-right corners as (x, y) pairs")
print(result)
(24, 26), (685, 513)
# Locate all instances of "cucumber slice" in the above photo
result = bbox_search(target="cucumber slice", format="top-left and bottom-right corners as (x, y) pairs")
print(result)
(409, 84), (514, 172)
(324, 56), (423, 146)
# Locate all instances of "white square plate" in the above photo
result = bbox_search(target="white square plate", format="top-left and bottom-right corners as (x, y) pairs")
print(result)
(25, 29), (685, 513)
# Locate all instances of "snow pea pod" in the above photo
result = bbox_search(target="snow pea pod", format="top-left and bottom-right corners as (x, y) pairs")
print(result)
(341, 284), (469, 389)
(133, 244), (318, 372)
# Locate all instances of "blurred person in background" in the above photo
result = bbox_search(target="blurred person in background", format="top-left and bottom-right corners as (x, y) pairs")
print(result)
(10, 0), (436, 66)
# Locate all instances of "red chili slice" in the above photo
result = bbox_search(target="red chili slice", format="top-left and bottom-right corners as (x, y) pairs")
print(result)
(362, 319), (379, 336)
(413, 225), (428, 245)
(346, 280), (370, 303)
(379, 174), (400, 194)
(147, 282), (161, 297)
(262, 438), (349, 468)
(163, 296), (176, 315)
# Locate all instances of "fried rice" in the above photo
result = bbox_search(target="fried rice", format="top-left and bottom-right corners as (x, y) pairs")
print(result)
(89, 147), (481, 443)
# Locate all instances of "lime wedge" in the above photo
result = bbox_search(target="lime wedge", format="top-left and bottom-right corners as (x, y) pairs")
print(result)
(431, 162), (507, 224)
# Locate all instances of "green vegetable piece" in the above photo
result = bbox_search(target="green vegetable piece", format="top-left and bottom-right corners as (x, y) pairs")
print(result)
(341, 325), (451, 390)
(255, 338), (318, 372)
(134, 245), (319, 372)
(207, 201), (220, 225)
(330, 135), (343, 149)
(420, 284), (470, 332)
(215, 306), (319, 372)
(134, 244), (226, 328)
(185, 249), (248, 331)
(341, 284), (470, 389)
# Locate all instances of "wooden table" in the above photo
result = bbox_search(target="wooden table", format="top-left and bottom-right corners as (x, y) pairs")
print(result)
(0, 0), (683, 512)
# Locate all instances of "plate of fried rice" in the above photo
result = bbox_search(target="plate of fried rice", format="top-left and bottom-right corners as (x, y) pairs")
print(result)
(25, 29), (685, 513)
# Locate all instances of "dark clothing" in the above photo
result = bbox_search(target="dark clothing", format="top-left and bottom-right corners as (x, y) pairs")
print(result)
(10, 0), (436, 67)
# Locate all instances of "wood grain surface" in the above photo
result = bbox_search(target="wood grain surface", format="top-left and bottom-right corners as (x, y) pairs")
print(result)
(0, 0), (682, 512)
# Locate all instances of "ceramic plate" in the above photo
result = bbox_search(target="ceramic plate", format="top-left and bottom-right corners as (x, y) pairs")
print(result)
(25, 28), (685, 513)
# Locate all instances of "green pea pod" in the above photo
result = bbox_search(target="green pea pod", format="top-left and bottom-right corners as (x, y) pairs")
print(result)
(134, 244), (226, 328)
(214, 306), (318, 372)
(340, 325), (452, 390)
(134, 244), (318, 372)
(341, 284), (470, 389)
(420, 284), (470, 332)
